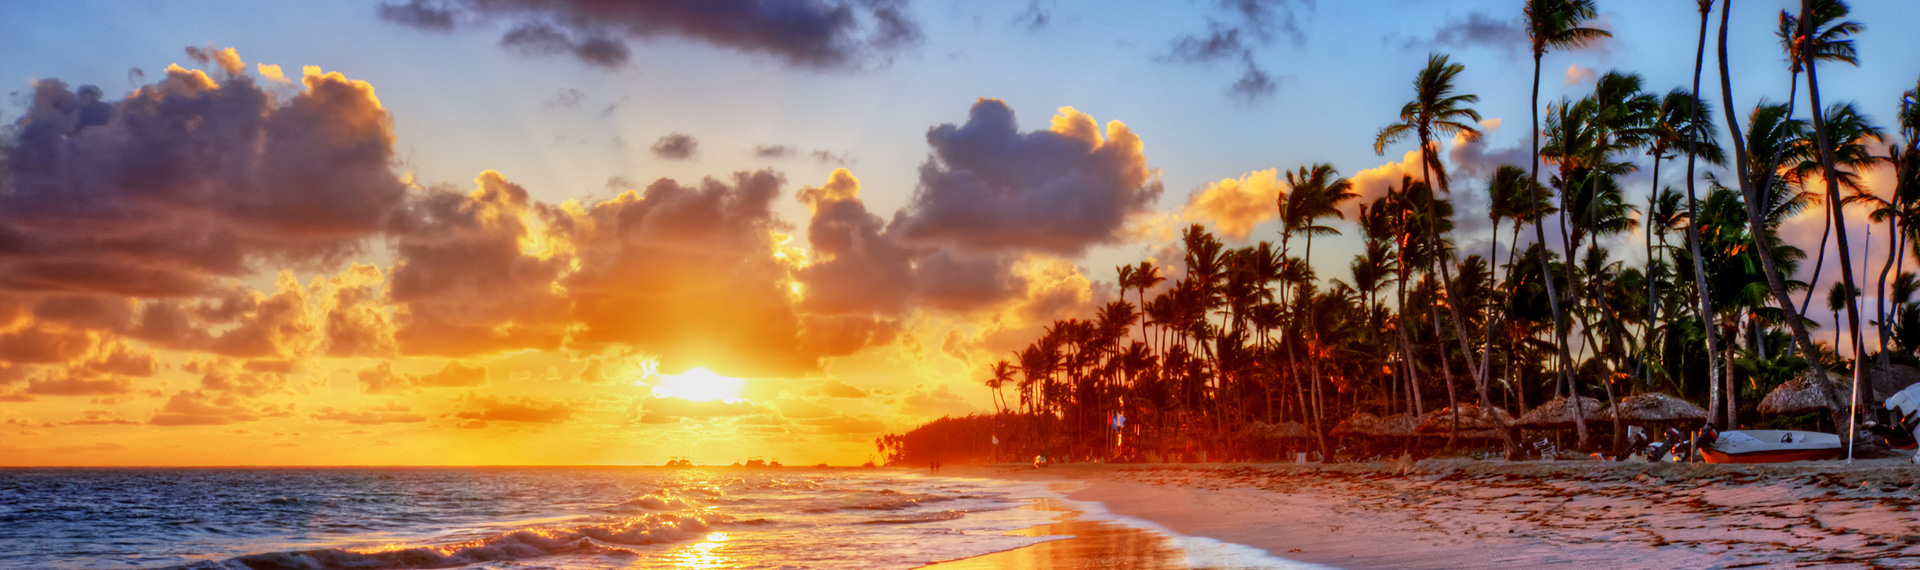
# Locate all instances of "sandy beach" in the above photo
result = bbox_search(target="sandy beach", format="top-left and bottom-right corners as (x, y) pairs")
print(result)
(944, 459), (1920, 569)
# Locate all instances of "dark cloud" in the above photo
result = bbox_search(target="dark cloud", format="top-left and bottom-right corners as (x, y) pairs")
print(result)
(796, 169), (912, 315)
(386, 172), (572, 356)
(649, 132), (699, 160)
(754, 145), (851, 164)
(312, 402), (427, 424)
(376, 0), (456, 31)
(893, 99), (1162, 256)
(454, 395), (574, 423)
(1407, 11), (1525, 55)
(1, 61), (405, 299)
(1013, 0), (1051, 30)
(376, 0), (922, 71)
(1228, 54), (1277, 103)
(1161, 0), (1307, 103)
(542, 87), (586, 109)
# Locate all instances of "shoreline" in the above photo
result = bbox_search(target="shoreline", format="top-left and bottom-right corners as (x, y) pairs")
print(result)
(935, 459), (1920, 569)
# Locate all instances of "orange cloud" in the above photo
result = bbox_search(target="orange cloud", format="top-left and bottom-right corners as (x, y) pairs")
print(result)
(1183, 168), (1282, 241)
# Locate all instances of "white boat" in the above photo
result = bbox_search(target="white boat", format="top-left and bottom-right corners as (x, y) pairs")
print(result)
(1702, 430), (1842, 464)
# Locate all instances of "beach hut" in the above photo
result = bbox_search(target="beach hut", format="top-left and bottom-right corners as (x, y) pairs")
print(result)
(1759, 369), (1850, 414)
(1600, 392), (1707, 425)
(1370, 413), (1420, 437)
(1332, 413), (1381, 437)
(1869, 363), (1920, 401)
(1515, 396), (1605, 428)
(1414, 404), (1514, 436)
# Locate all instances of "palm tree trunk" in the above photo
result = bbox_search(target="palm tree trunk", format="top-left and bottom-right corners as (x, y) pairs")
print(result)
(1530, 49), (1586, 447)
(1794, 0), (1861, 436)
(1714, 0), (1823, 372)
(1686, 0), (1728, 430)
(1431, 303), (1461, 448)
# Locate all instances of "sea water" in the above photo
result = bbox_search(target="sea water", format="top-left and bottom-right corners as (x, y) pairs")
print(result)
(0, 467), (1316, 569)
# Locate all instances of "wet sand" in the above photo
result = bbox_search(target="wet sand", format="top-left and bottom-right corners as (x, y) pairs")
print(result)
(939, 458), (1920, 569)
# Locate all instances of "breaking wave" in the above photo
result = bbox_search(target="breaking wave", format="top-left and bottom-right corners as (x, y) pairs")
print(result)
(161, 513), (717, 570)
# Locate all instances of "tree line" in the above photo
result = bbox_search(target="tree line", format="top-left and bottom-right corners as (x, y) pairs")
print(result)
(883, 0), (1919, 464)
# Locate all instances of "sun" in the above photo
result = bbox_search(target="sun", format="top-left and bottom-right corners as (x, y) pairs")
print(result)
(650, 367), (747, 403)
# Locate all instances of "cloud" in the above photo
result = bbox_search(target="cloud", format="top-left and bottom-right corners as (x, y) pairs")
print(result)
(311, 402), (427, 424)
(1444, 118), (1529, 181)
(649, 132), (699, 160)
(1346, 148), (1427, 218)
(52, 409), (140, 426)
(26, 372), (130, 396)
(796, 169), (913, 316)
(455, 395), (574, 423)
(637, 395), (760, 423)
(357, 361), (487, 394)
(754, 145), (851, 164)
(542, 88), (586, 109)
(1, 55), (405, 299)
(814, 378), (868, 398)
(256, 63), (291, 84)
(375, 0), (921, 71)
(1160, 0), (1309, 103)
(184, 45), (246, 76)
(1407, 11), (1524, 56)
(1566, 64), (1597, 86)
(1013, 0), (1051, 30)
(148, 390), (290, 426)
(386, 171), (572, 356)
(896, 382), (975, 417)
(1183, 168), (1282, 241)
(893, 99), (1163, 256)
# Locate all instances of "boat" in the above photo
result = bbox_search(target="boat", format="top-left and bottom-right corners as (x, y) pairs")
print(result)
(1701, 429), (1842, 463)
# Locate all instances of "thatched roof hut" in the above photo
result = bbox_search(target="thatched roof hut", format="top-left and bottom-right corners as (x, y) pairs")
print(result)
(1238, 421), (1310, 439)
(1514, 396), (1605, 428)
(1870, 363), (1920, 401)
(1759, 369), (1850, 414)
(1370, 413), (1420, 437)
(1415, 404), (1515, 434)
(1332, 413), (1380, 437)
(1601, 392), (1707, 424)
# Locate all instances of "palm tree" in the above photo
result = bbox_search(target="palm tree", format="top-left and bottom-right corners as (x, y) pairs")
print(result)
(1683, 0), (1730, 429)
(1374, 54), (1490, 442)
(1525, 0), (1609, 444)
(1780, 0), (1871, 438)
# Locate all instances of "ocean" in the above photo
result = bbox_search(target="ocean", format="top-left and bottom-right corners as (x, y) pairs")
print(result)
(0, 467), (1317, 570)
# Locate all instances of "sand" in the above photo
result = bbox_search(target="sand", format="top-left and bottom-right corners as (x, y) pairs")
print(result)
(945, 458), (1920, 569)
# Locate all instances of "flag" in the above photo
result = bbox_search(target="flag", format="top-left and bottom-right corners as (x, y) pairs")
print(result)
(991, 435), (999, 445)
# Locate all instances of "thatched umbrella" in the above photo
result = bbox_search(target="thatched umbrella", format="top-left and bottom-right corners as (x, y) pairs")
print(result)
(1415, 404), (1515, 434)
(1370, 413), (1419, 437)
(1600, 392), (1707, 424)
(1869, 363), (1920, 401)
(1332, 413), (1380, 437)
(1759, 369), (1850, 414)
(1238, 421), (1310, 439)
(1514, 396), (1605, 428)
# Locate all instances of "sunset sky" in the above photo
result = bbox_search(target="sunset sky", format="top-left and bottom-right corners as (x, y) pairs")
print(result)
(3, 0), (1916, 466)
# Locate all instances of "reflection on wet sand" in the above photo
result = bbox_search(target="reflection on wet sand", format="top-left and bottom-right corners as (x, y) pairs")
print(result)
(923, 498), (1207, 570)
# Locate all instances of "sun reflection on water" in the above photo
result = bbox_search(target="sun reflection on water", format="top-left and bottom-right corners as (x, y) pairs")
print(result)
(670, 531), (731, 569)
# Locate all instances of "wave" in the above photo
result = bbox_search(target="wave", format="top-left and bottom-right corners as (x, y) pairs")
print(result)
(160, 513), (718, 570)
(859, 510), (967, 525)
(599, 493), (697, 513)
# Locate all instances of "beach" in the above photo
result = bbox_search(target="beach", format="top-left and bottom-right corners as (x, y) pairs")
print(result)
(945, 458), (1920, 569)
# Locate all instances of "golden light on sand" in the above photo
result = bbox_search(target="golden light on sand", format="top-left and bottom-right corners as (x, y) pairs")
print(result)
(651, 367), (747, 403)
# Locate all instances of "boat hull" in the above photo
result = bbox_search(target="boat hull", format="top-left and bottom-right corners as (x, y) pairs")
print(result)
(1701, 430), (1843, 464)
(1701, 447), (1843, 464)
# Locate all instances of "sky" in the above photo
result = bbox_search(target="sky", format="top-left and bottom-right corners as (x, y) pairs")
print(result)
(1, 0), (1916, 466)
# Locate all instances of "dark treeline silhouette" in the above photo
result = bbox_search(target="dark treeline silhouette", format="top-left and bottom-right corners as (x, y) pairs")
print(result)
(883, 0), (1919, 464)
